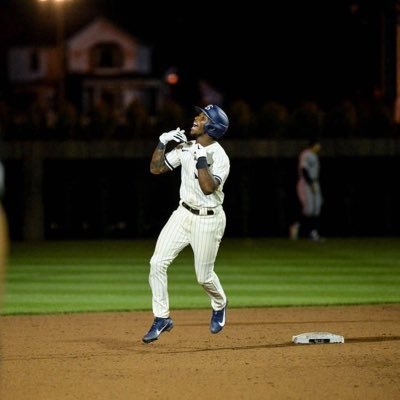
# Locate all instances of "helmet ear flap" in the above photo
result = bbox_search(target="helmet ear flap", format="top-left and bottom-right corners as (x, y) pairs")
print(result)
(204, 121), (213, 134)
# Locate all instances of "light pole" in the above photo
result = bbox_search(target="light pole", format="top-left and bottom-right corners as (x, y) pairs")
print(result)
(38, 0), (73, 109)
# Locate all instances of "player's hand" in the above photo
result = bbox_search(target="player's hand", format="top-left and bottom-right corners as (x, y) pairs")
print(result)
(192, 144), (207, 160)
(159, 127), (187, 145)
(192, 144), (208, 169)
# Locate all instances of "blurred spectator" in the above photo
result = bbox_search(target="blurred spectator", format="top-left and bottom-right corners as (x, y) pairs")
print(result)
(356, 88), (395, 137)
(124, 98), (152, 139)
(87, 97), (118, 139)
(57, 101), (79, 140)
(324, 99), (358, 138)
(257, 101), (289, 138)
(227, 99), (256, 138)
(155, 100), (186, 134)
(0, 94), (399, 140)
(288, 101), (324, 139)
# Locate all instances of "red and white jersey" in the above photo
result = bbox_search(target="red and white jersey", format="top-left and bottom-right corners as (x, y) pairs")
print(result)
(164, 140), (230, 209)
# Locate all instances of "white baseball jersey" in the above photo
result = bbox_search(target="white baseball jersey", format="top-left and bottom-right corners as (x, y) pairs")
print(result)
(164, 140), (230, 209)
(149, 140), (230, 318)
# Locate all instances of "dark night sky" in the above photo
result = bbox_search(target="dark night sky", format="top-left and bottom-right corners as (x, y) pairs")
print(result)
(0, 0), (396, 108)
(96, 0), (389, 107)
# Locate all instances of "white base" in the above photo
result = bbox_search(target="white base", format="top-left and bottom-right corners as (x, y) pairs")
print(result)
(292, 332), (344, 344)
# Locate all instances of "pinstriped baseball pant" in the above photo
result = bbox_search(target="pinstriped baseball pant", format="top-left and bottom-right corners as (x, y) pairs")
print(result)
(149, 204), (227, 318)
(297, 180), (323, 216)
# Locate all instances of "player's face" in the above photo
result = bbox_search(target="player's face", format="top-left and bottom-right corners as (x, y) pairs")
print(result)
(190, 112), (208, 138)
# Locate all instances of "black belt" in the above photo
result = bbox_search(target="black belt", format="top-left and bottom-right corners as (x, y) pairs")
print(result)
(182, 202), (214, 215)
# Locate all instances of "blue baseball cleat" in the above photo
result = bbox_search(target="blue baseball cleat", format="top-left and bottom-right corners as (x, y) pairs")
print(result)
(210, 304), (227, 334)
(142, 317), (174, 343)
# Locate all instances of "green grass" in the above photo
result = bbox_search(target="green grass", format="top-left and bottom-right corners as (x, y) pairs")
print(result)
(2, 237), (400, 315)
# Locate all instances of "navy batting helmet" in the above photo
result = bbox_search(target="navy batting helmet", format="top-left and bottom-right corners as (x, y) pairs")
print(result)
(195, 104), (229, 139)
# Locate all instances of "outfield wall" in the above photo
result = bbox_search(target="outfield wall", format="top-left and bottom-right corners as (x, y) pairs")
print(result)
(3, 139), (400, 240)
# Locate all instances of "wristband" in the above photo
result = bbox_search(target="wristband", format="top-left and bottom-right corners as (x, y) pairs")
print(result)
(196, 157), (208, 169)
(157, 141), (166, 150)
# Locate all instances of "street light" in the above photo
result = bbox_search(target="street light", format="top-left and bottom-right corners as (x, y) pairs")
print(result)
(38, 0), (73, 109)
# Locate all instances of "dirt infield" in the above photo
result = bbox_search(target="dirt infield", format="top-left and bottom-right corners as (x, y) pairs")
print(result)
(1, 304), (399, 400)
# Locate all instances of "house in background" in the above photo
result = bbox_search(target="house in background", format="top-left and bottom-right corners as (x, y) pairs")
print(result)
(7, 16), (163, 118)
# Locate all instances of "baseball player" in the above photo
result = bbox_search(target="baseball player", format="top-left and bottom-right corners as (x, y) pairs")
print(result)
(289, 138), (324, 241)
(142, 104), (230, 343)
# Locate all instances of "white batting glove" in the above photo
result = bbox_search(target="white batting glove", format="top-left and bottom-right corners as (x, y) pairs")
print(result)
(159, 127), (187, 145)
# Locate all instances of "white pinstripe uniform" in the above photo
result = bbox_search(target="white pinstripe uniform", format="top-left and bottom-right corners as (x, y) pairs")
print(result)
(149, 140), (230, 318)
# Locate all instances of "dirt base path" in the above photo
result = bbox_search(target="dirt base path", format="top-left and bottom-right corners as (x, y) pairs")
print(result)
(1, 304), (399, 400)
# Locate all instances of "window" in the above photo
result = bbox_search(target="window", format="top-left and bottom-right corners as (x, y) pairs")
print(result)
(91, 43), (123, 70)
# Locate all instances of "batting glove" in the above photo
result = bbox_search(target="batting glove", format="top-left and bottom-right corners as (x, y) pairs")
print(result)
(159, 127), (187, 145)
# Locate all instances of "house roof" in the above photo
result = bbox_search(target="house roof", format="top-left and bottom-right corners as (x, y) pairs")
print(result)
(68, 17), (140, 49)
(2, 7), (145, 48)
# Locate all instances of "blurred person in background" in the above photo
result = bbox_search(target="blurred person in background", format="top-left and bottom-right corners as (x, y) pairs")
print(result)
(289, 138), (324, 241)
